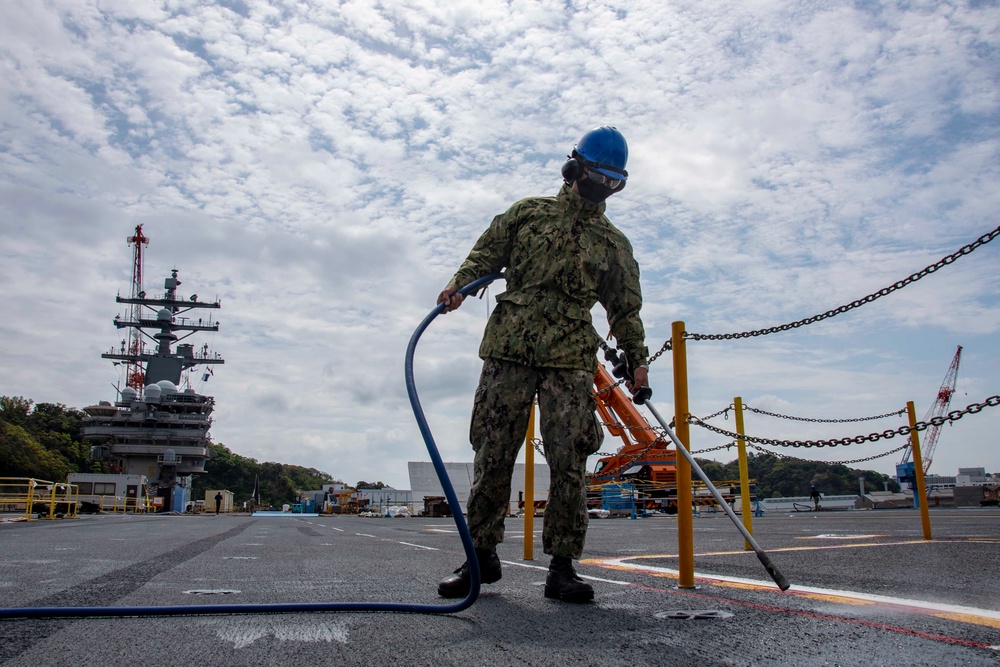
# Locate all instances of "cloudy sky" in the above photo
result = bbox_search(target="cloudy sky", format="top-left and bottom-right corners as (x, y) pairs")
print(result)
(2, 0), (998, 490)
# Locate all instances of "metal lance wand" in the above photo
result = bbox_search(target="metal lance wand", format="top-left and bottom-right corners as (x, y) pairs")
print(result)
(604, 346), (790, 591)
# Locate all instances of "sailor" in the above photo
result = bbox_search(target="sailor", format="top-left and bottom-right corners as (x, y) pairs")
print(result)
(436, 127), (650, 603)
(810, 485), (821, 510)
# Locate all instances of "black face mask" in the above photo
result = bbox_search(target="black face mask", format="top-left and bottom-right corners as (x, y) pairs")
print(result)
(575, 178), (615, 204)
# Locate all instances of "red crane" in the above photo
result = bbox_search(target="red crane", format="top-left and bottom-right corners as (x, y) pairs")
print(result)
(901, 345), (962, 474)
(125, 225), (149, 389)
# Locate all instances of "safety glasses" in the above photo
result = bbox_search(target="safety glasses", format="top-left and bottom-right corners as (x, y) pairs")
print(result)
(585, 168), (623, 190)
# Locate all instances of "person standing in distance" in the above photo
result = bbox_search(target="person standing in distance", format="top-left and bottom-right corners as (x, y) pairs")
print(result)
(436, 126), (650, 603)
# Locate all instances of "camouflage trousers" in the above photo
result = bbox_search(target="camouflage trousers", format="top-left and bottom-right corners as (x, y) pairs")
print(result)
(467, 358), (604, 559)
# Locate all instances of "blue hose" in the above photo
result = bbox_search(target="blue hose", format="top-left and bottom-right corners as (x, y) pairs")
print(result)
(0, 274), (502, 619)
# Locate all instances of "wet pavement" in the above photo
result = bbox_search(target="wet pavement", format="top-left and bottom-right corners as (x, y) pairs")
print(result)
(1, 507), (998, 666)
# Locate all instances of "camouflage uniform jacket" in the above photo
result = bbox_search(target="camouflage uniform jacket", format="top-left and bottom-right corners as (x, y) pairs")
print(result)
(450, 184), (648, 373)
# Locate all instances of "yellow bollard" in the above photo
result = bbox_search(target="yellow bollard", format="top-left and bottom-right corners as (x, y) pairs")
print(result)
(45, 484), (58, 520)
(906, 401), (933, 540)
(523, 397), (536, 561)
(672, 321), (695, 589)
(27, 478), (37, 520)
(734, 397), (754, 550)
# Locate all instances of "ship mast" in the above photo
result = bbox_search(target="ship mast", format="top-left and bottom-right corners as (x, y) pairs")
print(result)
(125, 225), (149, 390)
(85, 229), (225, 511)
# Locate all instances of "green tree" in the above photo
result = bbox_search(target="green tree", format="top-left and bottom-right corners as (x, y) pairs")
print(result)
(0, 422), (71, 480)
(191, 442), (339, 508)
(0, 396), (33, 427)
(0, 398), (93, 478)
(701, 452), (899, 498)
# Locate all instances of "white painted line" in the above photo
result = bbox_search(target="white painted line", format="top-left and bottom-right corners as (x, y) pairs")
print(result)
(355, 533), (376, 538)
(583, 574), (633, 586)
(787, 584), (1000, 621)
(595, 556), (1000, 620)
(398, 542), (438, 551)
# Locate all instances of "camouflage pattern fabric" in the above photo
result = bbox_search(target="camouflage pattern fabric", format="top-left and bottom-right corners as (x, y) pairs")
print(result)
(466, 358), (604, 558)
(450, 184), (649, 373)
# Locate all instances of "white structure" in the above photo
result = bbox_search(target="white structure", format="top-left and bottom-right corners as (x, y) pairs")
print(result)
(356, 487), (412, 509)
(66, 472), (151, 512)
(956, 467), (990, 486)
(408, 462), (551, 516)
(759, 495), (860, 512)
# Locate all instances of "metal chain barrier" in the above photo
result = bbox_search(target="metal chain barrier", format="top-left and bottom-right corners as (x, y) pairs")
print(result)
(598, 421), (663, 435)
(748, 442), (911, 465)
(688, 395), (1000, 448)
(647, 339), (672, 365)
(645, 223), (1000, 361)
(690, 441), (738, 455)
(530, 437), (546, 459)
(592, 377), (627, 399)
(700, 405), (734, 421)
(597, 439), (737, 458)
(742, 404), (907, 423)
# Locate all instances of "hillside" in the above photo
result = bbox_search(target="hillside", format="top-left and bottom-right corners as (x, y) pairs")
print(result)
(0, 395), (337, 507)
(2, 394), (899, 503)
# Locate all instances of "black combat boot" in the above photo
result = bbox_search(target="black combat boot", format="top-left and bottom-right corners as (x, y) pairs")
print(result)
(544, 556), (594, 603)
(437, 548), (502, 598)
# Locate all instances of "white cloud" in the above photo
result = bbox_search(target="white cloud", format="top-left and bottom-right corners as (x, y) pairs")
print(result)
(1, 0), (998, 492)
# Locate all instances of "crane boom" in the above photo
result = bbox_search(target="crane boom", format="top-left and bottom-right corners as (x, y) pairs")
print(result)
(901, 345), (962, 473)
(591, 364), (675, 485)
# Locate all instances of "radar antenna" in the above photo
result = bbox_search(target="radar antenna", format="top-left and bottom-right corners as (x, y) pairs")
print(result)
(125, 225), (149, 389)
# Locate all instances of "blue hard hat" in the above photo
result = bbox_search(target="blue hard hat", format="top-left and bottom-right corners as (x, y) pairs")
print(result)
(574, 126), (628, 182)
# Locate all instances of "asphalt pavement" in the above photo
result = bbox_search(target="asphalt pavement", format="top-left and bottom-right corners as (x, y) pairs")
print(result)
(1, 507), (998, 666)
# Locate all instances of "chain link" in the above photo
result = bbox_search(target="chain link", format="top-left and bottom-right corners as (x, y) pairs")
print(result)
(742, 404), (906, 424)
(598, 421), (664, 434)
(690, 441), (738, 455)
(699, 405), (734, 421)
(688, 395), (1000, 448)
(644, 224), (1000, 360)
(647, 339), (672, 364)
(598, 440), (740, 457)
(530, 437), (546, 459)
(747, 442), (911, 465)
(591, 377), (627, 399)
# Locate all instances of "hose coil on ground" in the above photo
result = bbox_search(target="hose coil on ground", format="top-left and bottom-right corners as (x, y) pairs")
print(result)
(0, 274), (503, 620)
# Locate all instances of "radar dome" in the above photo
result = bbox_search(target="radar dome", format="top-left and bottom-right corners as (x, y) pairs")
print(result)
(162, 449), (177, 463)
(144, 384), (161, 399)
(121, 387), (137, 400)
(157, 308), (172, 321)
(156, 380), (178, 394)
